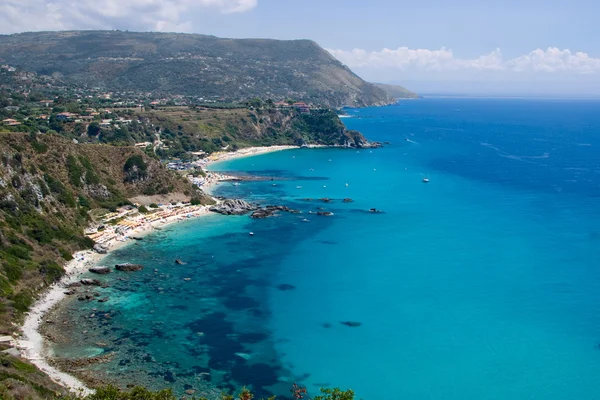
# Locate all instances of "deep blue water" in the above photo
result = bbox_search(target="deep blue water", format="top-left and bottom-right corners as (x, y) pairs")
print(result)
(53, 98), (600, 399)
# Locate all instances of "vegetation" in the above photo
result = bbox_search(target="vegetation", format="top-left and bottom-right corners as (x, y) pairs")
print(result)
(0, 31), (394, 108)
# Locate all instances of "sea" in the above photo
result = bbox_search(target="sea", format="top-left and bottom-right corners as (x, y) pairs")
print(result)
(50, 97), (600, 399)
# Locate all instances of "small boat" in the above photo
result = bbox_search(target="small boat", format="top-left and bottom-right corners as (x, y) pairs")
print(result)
(249, 232), (255, 236)
(296, 186), (303, 189)
(345, 183), (349, 187)
(233, 182), (240, 186)
(302, 219), (310, 222)
(422, 178), (430, 183)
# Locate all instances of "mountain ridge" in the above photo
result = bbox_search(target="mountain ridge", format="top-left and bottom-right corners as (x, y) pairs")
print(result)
(0, 30), (395, 108)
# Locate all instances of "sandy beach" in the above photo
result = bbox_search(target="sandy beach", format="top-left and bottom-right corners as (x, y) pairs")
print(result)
(204, 145), (299, 167)
(16, 204), (214, 394)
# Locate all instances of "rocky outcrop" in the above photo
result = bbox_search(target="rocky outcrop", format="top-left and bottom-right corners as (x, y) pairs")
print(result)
(93, 244), (109, 254)
(115, 263), (144, 272)
(89, 266), (111, 274)
(80, 279), (101, 286)
(250, 205), (299, 219)
(210, 199), (258, 215)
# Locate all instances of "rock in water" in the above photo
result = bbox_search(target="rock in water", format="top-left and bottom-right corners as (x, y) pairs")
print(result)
(210, 199), (258, 215)
(80, 279), (102, 286)
(343, 198), (354, 203)
(115, 263), (144, 272)
(89, 266), (111, 275)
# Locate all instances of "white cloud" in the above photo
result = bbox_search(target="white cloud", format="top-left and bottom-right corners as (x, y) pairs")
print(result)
(0, 0), (257, 33)
(328, 46), (600, 75)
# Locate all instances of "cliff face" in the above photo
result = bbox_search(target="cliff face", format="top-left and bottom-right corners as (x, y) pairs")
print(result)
(135, 107), (379, 155)
(0, 133), (209, 334)
(0, 31), (394, 108)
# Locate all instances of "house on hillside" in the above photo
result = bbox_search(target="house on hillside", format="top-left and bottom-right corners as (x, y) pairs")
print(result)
(56, 112), (78, 121)
(293, 102), (310, 113)
(40, 100), (54, 107)
(2, 118), (21, 126)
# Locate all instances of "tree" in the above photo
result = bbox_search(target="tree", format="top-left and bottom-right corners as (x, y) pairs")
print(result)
(87, 122), (101, 136)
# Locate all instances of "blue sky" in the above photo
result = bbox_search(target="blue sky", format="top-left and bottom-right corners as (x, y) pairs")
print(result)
(2, 0), (599, 94)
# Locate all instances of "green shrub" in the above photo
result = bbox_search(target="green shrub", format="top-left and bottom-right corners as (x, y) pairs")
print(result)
(138, 205), (149, 213)
(59, 247), (74, 261)
(190, 197), (202, 206)
(10, 291), (33, 312)
(39, 261), (64, 283)
(31, 140), (48, 153)
(149, 203), (158, 208)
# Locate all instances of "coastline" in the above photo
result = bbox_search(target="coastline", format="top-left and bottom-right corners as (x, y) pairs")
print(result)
(15, 144), (300, 395)
(16, 205), (214, 394)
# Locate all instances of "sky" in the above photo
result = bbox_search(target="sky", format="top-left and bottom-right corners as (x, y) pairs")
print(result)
(2, 0), (600, 95)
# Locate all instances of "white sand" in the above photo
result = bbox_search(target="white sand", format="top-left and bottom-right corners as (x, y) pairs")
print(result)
(205, 145), (299, 167)
(16, 205), (214, 394)
(17, 251), (101, 395)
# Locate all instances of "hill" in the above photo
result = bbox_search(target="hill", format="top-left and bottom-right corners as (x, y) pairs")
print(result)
(0, 31), (394, 108)
(372, 83), (418, 99)
(0, 133), (211, 333)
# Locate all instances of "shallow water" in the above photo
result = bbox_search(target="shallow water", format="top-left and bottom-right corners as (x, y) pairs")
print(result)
(52, 98), (600, 399)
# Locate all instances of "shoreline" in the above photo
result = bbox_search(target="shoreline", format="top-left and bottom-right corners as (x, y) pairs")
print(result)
(15, 144), (307, 395)
(16, 205), (214, 394)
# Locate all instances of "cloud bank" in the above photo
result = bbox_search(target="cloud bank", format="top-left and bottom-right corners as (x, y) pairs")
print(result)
(0, 0), (258, 33)
(328, 47), (600, 75)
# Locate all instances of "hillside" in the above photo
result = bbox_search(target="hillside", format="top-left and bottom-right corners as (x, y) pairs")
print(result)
(0, 133), (210, 333)
(372, 83), (418, 99)
(0, 31), (394, 108)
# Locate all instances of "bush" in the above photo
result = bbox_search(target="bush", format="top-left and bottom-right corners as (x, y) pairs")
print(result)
(138, 205), (149, 213)
(39, 260), (64, 283)
(190, 197), (202, 206)
(10, 291), (33, 312)
(149, 203), (158, 208)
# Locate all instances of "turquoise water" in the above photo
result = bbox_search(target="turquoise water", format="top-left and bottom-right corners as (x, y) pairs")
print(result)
(55, 98), (600, 399)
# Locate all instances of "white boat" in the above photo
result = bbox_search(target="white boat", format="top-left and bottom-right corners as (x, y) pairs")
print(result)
(249, 232), (255, 236)
(233, 182), (240, 186)
(422, 178), (430, 183)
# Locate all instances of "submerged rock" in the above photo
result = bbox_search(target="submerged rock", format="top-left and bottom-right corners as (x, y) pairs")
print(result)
(277, 284), (296, 291)
(89, 266), (111, 275)
(316, 211), (334, 217)
(343, 198), (354, 203)
(115, 263), (144, 272)
(340, 321), (362, 327)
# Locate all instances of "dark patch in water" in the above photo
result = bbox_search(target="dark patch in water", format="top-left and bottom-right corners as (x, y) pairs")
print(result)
(238, 332), (269, 344)
(229, 362), (279, 398)
(340, 321), (362, 327)
(277, 284), (296, 291)
(322, 323), (332, 329)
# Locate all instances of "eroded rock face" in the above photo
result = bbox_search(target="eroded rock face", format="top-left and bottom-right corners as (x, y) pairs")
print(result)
(115, 263), (144, 272)
(210, 199), (258, 215)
